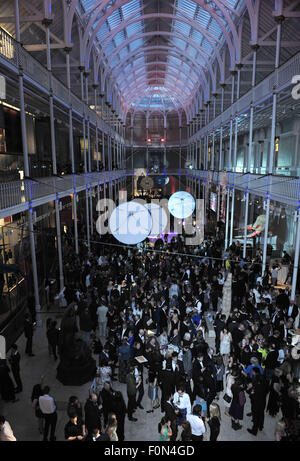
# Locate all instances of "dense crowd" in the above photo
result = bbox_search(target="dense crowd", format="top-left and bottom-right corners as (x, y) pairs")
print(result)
(0, 231), (300, 441)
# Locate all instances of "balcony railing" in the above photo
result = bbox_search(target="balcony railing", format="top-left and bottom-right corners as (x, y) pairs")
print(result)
(0, 170), (126, 218)
(0, 169), (299, 218)
(0, 27), (123, 144)
(188, 170), (300, 207)
(190, 51), (300, 141)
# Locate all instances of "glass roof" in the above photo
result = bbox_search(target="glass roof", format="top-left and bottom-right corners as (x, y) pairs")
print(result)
(79, 0), (243, 114)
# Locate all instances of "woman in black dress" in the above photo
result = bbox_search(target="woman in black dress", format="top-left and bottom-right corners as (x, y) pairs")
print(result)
(0, 359), (18, 402)
(111, 391), (126, 441)
(229, 378), (246, 430)
(31, 382), (44, 434)
(67, 396), (85, 435)
(267, 368), (283, 417)
(206, 403), (221, 441)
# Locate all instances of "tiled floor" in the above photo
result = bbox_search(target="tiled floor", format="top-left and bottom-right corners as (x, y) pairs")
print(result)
(0, 308), (278, 442)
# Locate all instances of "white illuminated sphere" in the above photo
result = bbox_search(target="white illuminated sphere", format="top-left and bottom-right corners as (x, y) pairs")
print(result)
(168, 191), (195, 219)
(145, 203), (168, 237)
(109, 201), (152, 245)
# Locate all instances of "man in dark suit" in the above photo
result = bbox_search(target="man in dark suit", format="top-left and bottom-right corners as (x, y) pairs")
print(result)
(118, 321), (130, 344)
(100, 381), (115, 426)
(9, 344), (22, 393)
(99, 344), (115, 380)
(159, 300), (168, 332)
(24, 313), (35, 356)
(192, 353), (209, 382)
(169, 329), (181, 348)
(84, 393), (102, 435)
(159, 365), (176, 411)
(166, 352), (185, 390)
(164, 392), (178, 441)
(133, 315), (144, 337)
(247, 368), (268, 436)
(134, 329), (145, 354)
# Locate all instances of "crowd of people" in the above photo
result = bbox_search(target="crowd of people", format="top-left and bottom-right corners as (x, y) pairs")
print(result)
(1, 229), (300, 441)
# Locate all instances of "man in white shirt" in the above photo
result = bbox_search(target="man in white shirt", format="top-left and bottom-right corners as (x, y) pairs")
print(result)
(187, 404), (206, 441)
(39, 386), (57, 441)
(97, 297), (108, 339)
(173, 386), (191, 425)
(0, 416), (16, 441)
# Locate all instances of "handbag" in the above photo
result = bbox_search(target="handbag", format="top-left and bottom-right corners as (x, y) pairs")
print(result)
(223, 393), (232, 404)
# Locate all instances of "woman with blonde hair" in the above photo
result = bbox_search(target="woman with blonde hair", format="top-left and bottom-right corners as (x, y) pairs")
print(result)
(206, 403), (221, 441)
(106, 413), (118, 441)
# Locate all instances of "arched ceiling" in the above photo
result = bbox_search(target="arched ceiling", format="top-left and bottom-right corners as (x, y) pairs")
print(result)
(78, 0), (244, 115)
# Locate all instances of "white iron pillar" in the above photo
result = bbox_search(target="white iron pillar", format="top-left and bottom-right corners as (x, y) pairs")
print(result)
(262, 16), (283, 275)
(44, 16), (64, 293)
(224, 186), (230, 251)
(219, 85), (225, 170)
(65, 46), (78, 255)
(93, 83), (101, 221)
(81, 70), (90, 255)
(15, 0), (41, 320)
(87, 115), (94, 237)
(228, 72), (235, 246)
(211, 93), (217, 170)
(243, 44), (258, 258)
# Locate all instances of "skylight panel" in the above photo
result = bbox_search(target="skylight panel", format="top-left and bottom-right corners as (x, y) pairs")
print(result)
(186, 46), (197, 59)
(190, 28), (203, 44)
(119, 47), (128, 59)
(105, 41), (115, 55)
(126, 21), (143, 37)
(208, 20), (222, 37)
(81, 0), (98, 12)
(107, 9), (121, 30)
(168, 56), (181, 65)
(195, 8), (210, 28)
(225, 0), (239, 8)
(135, 56), (145, 66)
(114, 30), (126, 46)
(96, 22), (110, 42)
(130, 39), (144, 51)
(171, 38), (186, 50)
(202, 39), (213, 54)
(121, 0), (141, 19)
(173, 20), (191, 36)
(177, 0), (197, 19)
